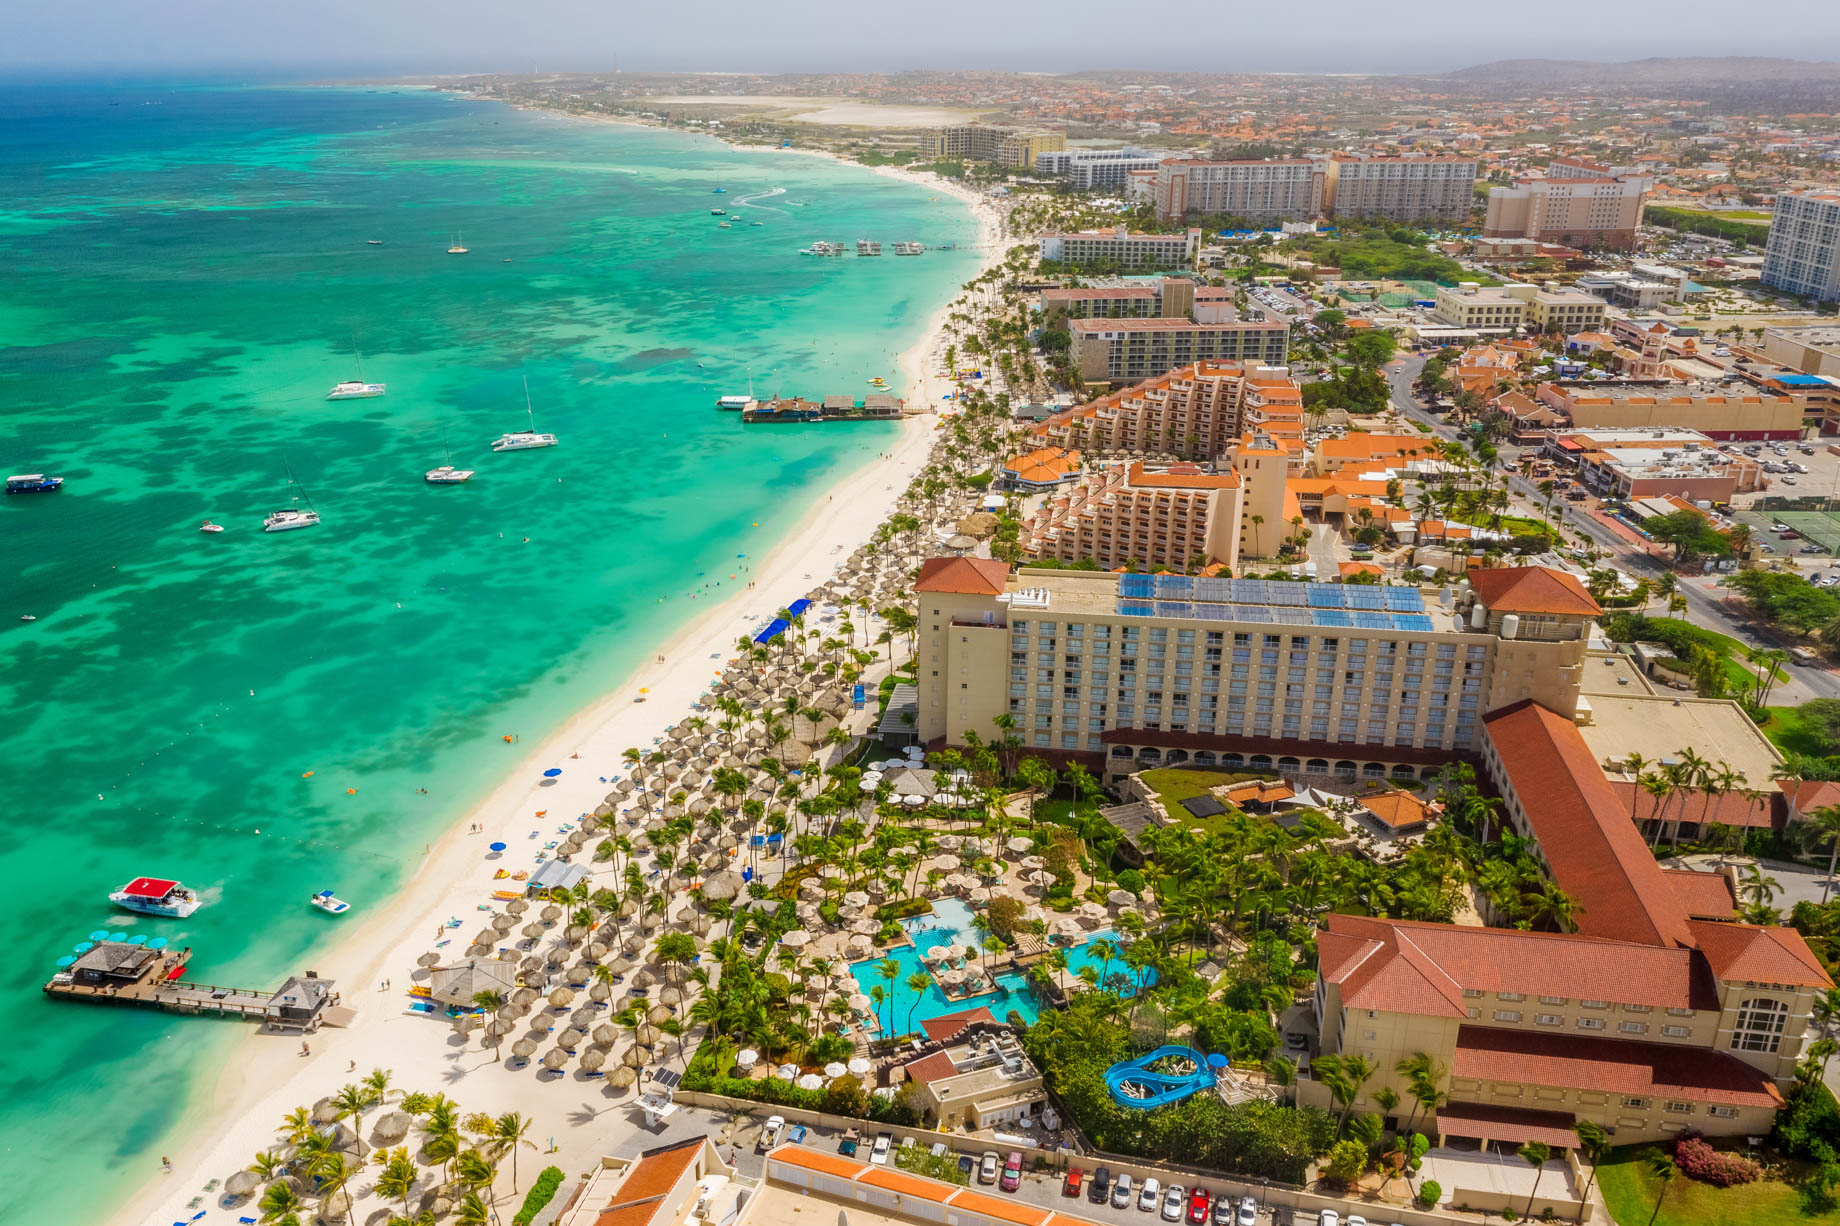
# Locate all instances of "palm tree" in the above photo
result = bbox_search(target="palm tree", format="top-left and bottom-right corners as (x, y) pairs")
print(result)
(1315, 1053), (1377, 1135)
(1644, 1150), (1677, 1226)
(1811, 805), (1840, 904)
(247, 1150), (288, 1183)
(456, 1191), (492, 1226)
(472, 990), (508, 1060)
(258, 1180), (307, 1226)
(332, 1083), (379, 1158)
(492, 1112), (538, 1192)
(1569, 1122), (1610, 1222)
(904, 971), (933, 1037)
(312, 1152), (358, 1226)
(1519, 1141), (1552, 1217)
(374, 1147), (418, 1219)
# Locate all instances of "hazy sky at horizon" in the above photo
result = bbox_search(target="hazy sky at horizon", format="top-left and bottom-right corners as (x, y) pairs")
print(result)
(5, 0), (1840, 75)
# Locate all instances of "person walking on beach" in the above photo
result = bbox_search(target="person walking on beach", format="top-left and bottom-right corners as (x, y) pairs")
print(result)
(300, 1041), (311, 1057)
(161, 1156), (172, 1173)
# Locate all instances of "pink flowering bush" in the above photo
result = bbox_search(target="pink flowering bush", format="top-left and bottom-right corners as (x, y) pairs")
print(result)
(1674, 1135), (1761, 1187)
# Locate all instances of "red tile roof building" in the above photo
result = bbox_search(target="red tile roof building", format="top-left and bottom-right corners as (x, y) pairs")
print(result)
(1308, 695), (1829, 1151)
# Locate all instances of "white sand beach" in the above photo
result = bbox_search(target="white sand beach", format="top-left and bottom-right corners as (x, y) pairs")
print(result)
(114, 166), (1010, 1226)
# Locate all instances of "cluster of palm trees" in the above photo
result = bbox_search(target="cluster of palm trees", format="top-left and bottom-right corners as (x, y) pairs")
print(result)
(245, 1070), (535, 1226)
(1621, 748), (1768, 861)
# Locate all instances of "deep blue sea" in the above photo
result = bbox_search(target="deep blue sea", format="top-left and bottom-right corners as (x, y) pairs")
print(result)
(0, 79), (977, 1224)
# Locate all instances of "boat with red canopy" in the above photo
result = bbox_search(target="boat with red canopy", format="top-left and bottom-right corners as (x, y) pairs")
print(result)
(108, 877), (202, 918)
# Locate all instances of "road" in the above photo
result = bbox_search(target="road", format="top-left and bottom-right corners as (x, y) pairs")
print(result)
(1382, 356), (1840, 703)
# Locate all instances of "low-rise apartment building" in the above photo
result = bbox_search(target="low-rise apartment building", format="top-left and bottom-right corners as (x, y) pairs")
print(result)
(1524, 286), (1608, 335)
(1070, 316), (1289, 384)
(1551, 428), (1762, 502)
(926, 123), (1065, 168)
(1308, 699), (1829, 1151)
(1763, 191), (1840, 303)
(1483, 159), (1652, 252)
(887, 1015), (1047, 1130)
(1031, 360), (1301, 459)
(1039, 226), (1202, 272)
(1432, 283), (1527, 332)
(913, 561), (1595, 773)
(1535, 379), (1808, 441)
(1034, 147), (1166, 190)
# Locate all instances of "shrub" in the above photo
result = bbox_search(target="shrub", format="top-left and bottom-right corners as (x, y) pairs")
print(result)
(1324, 1138), (1367, 1184)
(1674, 1135), (1761, 1187)
(1415, 1179), (1441, 1208)
(512, 1167), (566, 1226)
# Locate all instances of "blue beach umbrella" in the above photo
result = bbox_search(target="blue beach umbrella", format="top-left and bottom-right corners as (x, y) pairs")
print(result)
(147, 937), (169, 950)
(489, 842), (507, 852)
(1206, 1053), (1228, 1069)
(56, 955), (76, 967)
(73, 942), (94, 953)
(88, 929), (110, 941)
(543, 768), (562, 778)
(108, 932), (127, 941)
(128, 933), (149, 945)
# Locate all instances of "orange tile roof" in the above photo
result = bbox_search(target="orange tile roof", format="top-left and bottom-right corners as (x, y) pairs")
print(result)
(1005, 446), (1082, 485)
(919, 1006), (998, 1041)
(1359, 788), (1433, 828)
(592, 1139), (705, 1226)
(1484, 701), (1693, 948)
(767, 1146), (869, 1180)
(1467, 567), (1601, 616)
(1453, 1025), (1783, 1109)
(1688, 920), (1831, 988)
(948, 1190), (1053, 1226)
(858, 1167), (949, 1198)
(1660, 868), (1738, 919)
(915, 557), (1010, 596)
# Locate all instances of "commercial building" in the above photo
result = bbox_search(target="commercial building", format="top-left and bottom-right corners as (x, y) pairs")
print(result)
(1482, 159), (1652, 252)
(912, 561), (1597, 771)
(1759, 324), (1840, 377)
(1069, 315), (1290, 383)
(1550, 429), (1762, 502)
(998, 445), (1082, 492)
(925, 123), (1064, 168)
(1763, 192), (1840, 303)
(886, 1015), (1046, 1129)
(1034, 146), (1165, 190)
(1031, 360), (1301, 459)
(1306, 700), (1830, 1151)
(1153, 158), (1324, 223)
(1535, 379), (1809, 440)
(1038, 225), (1201, 271)
(558, 1137), (735, 1226)
(1319, 153), (1478, 223)
(1432, 283), (1528, 332)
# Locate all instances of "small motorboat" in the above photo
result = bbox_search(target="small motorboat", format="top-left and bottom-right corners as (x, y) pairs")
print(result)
(20, 614), (36, 622)
(200, 521), (225, 533)
(310, 889), (351, 915)
(366, 239), (383, 245)
(110, 876), (203, 918)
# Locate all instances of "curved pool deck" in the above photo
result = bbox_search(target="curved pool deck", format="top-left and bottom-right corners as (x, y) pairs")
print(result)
(1105, 1045), (1216, 1108)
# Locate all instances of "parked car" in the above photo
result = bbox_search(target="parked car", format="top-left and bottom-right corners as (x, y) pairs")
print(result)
(931, 1142), (949, 1159)
(1063, 1168), (1084, 1198)
(838, 1129), (860, 1157)
(1318, 1212), (1340, 1226)
(1787, 477), (1801, 485)
(1139, 1177), (1162, 1211)
(1236, 1196), (1258, 1226)
(1001, 1151), (1023, 1193)
(1113, 1172), (1135, 1209)
(1803, 544), (1825, 554)
(1162, 1185), (1186, 1222)
(1346, 1216), (1368, 1226)
(870, 1133), (892, 1166)
(758, 1116), (785, 1152)
(958, 1155), (976, 1181)
(1782, 529), (1803, 539)
(1187, 1187), (1212, 1224)
(979, 1151), (1000, 1184)
(1271, 1209), (1294, 1226)
(1284, 1031), (1308, 1051)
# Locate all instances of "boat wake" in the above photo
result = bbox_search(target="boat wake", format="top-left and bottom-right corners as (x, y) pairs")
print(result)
(734, 186), (787, 214)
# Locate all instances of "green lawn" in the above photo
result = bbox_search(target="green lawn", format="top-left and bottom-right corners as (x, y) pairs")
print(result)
(1762, 704), (1836, 758)
(1138, 768), (1269, 834)
(1596, 1145), (1838, 1226)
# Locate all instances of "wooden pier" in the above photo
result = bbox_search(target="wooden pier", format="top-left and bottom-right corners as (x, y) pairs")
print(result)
(43, 941), (342, 1029)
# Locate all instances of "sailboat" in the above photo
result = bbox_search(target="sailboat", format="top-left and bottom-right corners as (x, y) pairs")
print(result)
(716, 368), (757, 411)
(426, 425), (475, 483)
(327, 353), (385, 400)
(447, 231), (469, 255)
(263, 458), (322, 532)
(491, 378), (558, 452)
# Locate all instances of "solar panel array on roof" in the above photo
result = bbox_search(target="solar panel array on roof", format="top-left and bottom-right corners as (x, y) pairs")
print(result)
(1113, 572), (1436, 631)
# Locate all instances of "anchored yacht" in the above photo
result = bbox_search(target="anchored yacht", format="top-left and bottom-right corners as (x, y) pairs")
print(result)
(109, 876), (203, 918)
(492, 377), (557, 452)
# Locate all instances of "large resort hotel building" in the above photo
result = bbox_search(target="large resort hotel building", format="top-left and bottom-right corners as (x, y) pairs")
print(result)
(1039, 226), (1204, 272)
(913, 561), (1593, 776)
(914, 559), (1832, 1151)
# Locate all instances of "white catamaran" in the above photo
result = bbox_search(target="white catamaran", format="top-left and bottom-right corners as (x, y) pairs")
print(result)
(491, 377), (558, 452)
(264, 459), (322, 532)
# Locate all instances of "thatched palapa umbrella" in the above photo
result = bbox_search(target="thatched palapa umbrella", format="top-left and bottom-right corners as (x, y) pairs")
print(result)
(224, 1170), (261, 1198)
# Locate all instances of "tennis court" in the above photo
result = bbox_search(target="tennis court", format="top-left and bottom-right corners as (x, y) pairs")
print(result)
(1735, 507), (1840, 554)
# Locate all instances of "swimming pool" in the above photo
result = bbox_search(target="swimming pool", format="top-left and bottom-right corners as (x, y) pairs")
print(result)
(846, 898), (1147, 1035)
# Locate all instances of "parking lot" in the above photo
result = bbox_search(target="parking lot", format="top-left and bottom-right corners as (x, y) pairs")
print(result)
(1734, 507), (1840, 564)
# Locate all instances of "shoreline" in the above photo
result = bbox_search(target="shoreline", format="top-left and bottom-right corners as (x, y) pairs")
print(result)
(112, 112), (1010, 1226)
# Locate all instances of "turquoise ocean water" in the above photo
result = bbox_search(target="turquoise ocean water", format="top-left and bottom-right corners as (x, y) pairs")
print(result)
(0, 81), (977, 1224)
